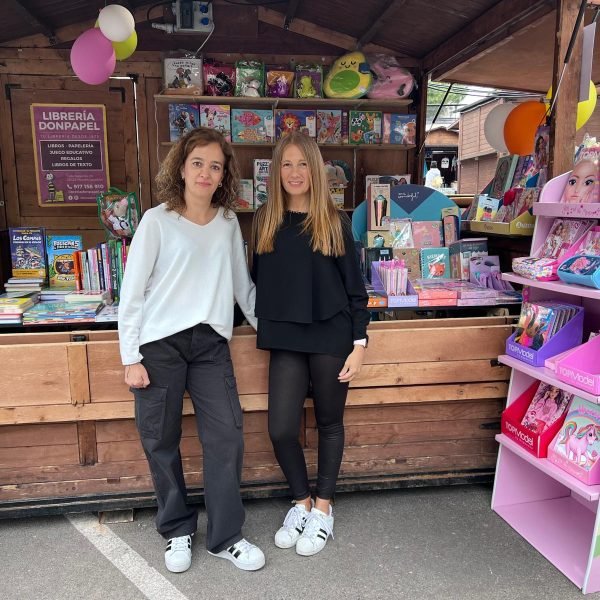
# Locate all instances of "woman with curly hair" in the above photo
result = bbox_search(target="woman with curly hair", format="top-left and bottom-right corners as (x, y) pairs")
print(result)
(118, 127), (264, 574)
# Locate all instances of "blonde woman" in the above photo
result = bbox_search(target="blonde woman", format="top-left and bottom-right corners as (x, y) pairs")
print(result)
(253, 132), (370, 556)
(119, 127), (264, 574)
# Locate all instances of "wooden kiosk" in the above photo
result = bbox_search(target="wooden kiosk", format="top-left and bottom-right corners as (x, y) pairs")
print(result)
(0, 0), (594, 516)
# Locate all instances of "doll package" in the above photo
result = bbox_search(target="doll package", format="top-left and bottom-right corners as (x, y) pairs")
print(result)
(97, 188), (141, 239)
(235, 60), (265, 97)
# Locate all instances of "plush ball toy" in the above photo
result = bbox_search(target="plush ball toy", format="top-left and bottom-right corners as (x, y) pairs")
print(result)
(367, 54), (415, 99)
(324, 51), (372, 99)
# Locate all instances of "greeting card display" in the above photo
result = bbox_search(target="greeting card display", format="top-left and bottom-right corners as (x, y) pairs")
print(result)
(501, 382), (572, 457)
(548, 396), (600, 485)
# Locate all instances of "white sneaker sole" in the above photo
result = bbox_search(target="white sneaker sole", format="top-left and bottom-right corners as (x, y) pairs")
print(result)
(274, 535), (298, 549)
(296, 540), (328, 557)
(165, 559), (191, 573)
(208, 549), (265, 571)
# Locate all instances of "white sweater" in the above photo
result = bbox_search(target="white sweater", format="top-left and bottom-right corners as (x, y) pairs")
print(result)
(118, 204), (257, 365)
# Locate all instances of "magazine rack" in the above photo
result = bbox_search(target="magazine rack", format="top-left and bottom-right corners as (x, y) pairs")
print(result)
(492, 170), (600, 594)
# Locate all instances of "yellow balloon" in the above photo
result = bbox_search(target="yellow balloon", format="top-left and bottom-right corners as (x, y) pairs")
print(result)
(113, 30), (137, 60)
(95, 20), (137, 60)
(546, 80), (597, 130)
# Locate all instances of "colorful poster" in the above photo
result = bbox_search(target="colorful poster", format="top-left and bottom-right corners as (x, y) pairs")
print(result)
(31, 104), (110, 207)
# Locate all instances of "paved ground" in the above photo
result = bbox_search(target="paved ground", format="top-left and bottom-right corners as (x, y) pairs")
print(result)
(0, 485), (594, 599)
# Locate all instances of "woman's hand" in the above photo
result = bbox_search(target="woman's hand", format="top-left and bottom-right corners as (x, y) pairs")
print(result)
(125, 363), (150, 388)
(338, 345), (365, 383)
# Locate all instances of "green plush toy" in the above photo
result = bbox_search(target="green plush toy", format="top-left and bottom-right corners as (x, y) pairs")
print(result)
(323, 51), (372, 99)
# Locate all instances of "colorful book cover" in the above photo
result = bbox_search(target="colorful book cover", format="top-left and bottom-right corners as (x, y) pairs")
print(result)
(163, 57), (203, 94)
(199, 104), (231, 141)
(387, 113), (417, 145)
(46, 235), (83, 288)
(537, 218), (595, 260)
(9, 227), (46, 279)
(514, 303), (556, 350)
(511, 155), (534, 188)
(275, 109), (316, 139)
(490, 155), (518, 200)
(231, 109), (274, 143)
(520, 383), (573, 433)
(316, 110), (342, 144)
(168, 103), (199, 142)
(349, 111), (382, 145)
(475, 196), (500, 221)
(420, 247), (450, 279)
(254, 159), (271, 208)
(548, 396), (600, 478)
(411, 221), (443, 249)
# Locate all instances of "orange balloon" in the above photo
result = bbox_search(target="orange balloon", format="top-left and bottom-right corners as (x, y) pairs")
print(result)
(503, 101), (548, 155)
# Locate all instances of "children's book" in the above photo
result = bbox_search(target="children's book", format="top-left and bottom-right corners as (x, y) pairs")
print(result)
(520, 383), (573, 434)
(46, 235), (83, 288)
(275, 109), (316, 139)
(513, 187), (539, 217)
(514, 303), (556, 350)
(316, 110), (342, 144)
(9, 227), (46, 279)
(411, 221), (443, 249)
(420, 248), (450, 279)
(537, 218), (595, 260)
(548, 396), (600, 483)
(383, 113), (417, 145)
(253, 159), (271, 208)
(231, 109), (274, 143)
(579, 227), (600, 256)
(168, 103), (199, 142)
(163, 57), (203, 95)
(199, 104), (231, 141)
(511, 155), (534, 188)
(490, 155), (518, 200)
(475, 196), (501, 221)
(349, 111), (382, 145)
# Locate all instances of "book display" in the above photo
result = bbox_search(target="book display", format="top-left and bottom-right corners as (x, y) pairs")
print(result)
(492, 163), (600, 594)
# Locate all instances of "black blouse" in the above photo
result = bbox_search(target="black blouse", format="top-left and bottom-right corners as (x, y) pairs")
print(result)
(253, 211), (370, 343)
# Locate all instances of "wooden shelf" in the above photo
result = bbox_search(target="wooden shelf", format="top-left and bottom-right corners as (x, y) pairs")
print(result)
(154, 93), (413, 110)
(498, 354), (600, 404)
(496, 434), (600, 501)
(159, 141), (415, 151)
(502, 272), (600, 301)
(533, 202), (600, 219)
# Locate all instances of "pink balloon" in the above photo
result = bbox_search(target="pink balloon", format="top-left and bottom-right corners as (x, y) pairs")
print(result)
(70, 28), (116, 85)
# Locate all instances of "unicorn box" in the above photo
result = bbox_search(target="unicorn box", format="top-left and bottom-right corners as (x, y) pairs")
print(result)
(548, 396), (600, 485)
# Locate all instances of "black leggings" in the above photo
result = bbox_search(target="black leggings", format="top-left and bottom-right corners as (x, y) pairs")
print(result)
(268, 350), (349, 500)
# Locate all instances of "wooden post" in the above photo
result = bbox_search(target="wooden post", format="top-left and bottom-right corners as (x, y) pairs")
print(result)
(416, 71), (428, 185)
(548, 0), (584, 179)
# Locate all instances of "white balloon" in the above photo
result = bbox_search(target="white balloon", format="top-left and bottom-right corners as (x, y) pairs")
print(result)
(98, 5), (135, 43)
(484, 103), (515, 153)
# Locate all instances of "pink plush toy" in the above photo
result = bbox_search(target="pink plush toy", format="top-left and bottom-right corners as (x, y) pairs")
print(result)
(367, 54), (415, 99)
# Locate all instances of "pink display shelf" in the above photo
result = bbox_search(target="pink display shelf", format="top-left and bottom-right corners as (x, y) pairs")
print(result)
(496, 434), (600, 502)
(503, 272), (600, 301)
(556, 336), (600, 395)
(499, 354), (600, 404)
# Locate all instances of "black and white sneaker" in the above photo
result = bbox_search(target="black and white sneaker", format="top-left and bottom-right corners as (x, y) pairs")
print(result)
(274, 502), (311, 549)
(208, 538), (265, 571)
(165, 535), (192, 573)
(296, 507), (334, 556)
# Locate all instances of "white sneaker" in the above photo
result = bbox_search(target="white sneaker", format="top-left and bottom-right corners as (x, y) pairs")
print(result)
(165, 535), (192, 573)
(208, 538), (265, 571)
(274, 502), (311, 549)
(296, 507), (334, 556)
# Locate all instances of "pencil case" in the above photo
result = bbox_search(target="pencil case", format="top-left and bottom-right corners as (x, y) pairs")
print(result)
(557, 254), (600, 289)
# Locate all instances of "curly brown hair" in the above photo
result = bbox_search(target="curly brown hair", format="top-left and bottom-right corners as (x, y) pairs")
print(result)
(156, 127), (240, 215)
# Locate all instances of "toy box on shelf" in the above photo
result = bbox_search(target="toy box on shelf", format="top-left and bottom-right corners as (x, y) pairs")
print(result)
(501, 381), (572, 458)
(465, 209), (535, 236)
(370, 261), (418, 307)
(505, 305), (584, 367)
(547, 396), (600, 485)
(556, 336), (600, 395)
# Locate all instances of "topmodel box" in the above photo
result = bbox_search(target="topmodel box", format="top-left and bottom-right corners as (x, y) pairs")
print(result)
(556, 335), (600, 395)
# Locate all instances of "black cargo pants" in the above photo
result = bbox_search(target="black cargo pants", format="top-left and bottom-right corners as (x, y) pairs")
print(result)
(131, 323), (245, 553)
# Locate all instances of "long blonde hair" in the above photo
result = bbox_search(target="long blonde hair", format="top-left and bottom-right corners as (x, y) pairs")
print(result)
(156, 127), (240, 215)
(254, 132), (345, 256)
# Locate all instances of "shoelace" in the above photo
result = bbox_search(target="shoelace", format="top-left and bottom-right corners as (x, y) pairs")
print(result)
(229, 538), (256, 556)
(168, 536), (191, 552)
(282, 505), (308, 530)
(303, 511), (334, 540)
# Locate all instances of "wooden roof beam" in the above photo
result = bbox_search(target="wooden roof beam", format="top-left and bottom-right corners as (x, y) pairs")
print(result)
(257, 6), (420, 65)
(12, 0), (56, 45)
(283, 0), (302, 30)
(357, 0), (408, 49)
(423, 0), (554, 80)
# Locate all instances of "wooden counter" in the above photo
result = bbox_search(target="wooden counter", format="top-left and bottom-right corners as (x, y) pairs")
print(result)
(0, 316), (513, 516)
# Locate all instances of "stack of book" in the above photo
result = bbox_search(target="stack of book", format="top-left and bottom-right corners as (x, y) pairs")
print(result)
(22, 301), (103, 325)
(4, 277), (44, 296)
(0, 296), (36, 325)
